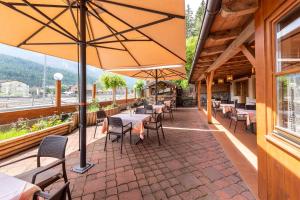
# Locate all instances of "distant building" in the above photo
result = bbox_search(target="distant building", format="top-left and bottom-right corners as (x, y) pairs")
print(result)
(0, 80), (30, 97)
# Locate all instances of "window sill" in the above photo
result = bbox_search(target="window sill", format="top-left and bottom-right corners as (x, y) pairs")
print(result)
(266, 133), (300, 161)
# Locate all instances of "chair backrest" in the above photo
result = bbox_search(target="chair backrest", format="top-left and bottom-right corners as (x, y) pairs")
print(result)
(96, 110), (107, 119)
(48, 182), (69, 200)
(236, 103), (245, 109)
(145, 105), (153, 111)
(37, 135), (68, 161)
(135, 108), (146, 114)
(245, 104), (256, 110)
(231, 107), (238, 117)
(108, 117), (123, 127)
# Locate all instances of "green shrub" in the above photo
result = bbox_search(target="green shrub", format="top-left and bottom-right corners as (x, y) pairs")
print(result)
(88, 98), (101, 112)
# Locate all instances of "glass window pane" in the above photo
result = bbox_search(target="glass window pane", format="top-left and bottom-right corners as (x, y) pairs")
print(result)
(276, 6), (300, 72)
(277, 73), (300, 134)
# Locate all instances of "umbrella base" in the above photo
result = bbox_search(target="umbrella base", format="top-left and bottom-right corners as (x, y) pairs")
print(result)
(71, 162), (94, 174)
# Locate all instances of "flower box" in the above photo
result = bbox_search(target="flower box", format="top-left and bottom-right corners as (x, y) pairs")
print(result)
(0, 122), (72, 159)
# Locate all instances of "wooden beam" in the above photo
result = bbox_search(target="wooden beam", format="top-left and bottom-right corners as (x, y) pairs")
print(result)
(206, 71), (214, 123)
(200, 45), (227, 57)
(206, 20), (255, 72)
(197, 81), (202, 111)
(208, 27), (241, 42)
(240, 44), (256, 67)
(92, 83), (97, 100)
(221, 1), (258, 17)
(55, 80), (62, 114)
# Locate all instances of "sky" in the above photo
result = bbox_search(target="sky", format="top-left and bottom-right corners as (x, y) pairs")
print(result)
(185, 0), (201, 15)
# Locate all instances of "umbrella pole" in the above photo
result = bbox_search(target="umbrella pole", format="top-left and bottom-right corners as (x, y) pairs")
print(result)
(155, 69), (158, 104)
(72, 0), (94, 174)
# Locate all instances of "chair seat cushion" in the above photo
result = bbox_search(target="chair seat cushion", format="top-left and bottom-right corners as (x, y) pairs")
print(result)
(109, 125), (131, 134)
(144, 122), (161, 130)
(16, 161), (62, 188)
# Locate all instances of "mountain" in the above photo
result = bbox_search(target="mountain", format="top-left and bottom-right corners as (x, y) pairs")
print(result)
(0, 54), (137, 88)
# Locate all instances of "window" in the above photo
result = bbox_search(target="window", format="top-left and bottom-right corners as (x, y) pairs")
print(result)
(275, 6), (300, 136)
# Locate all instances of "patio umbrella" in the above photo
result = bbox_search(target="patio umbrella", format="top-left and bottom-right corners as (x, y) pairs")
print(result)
(0, 0), (185, 173)
(108, 65), (186, 103)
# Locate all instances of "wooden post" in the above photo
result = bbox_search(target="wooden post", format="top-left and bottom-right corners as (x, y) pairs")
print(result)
(55, 80), (61, 114)
(92, 83), (96, 100)
(134, 89), (136, 99)
(206, 71), (214, 123)
(197, 81), (202, 111)
(125, 87), (128, 103)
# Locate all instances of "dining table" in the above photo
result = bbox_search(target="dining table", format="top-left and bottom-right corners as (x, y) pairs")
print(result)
(100, 113), (151, 141)
(220, 103), (235, 114)
(237, 109), (256, 126)
(152, 104), (165, 113)
(0, 172), (41, 200)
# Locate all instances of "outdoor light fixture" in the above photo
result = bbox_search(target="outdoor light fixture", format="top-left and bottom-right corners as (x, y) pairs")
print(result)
(212, 81), (215, 85)
(53, 73), (63, 81)
(218, 78), (224, 84)
(226, 74), (233, 81)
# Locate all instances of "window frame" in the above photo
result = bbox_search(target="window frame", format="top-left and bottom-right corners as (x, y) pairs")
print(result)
(270, 1), (300, 146)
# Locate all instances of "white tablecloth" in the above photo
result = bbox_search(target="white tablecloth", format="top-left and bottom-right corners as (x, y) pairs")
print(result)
(0, 173), (41, 200)
(100, 114), (151, 139)
(237, 109), (256, 126)
(220, 104), (235, 114)
(152, 105), (165, 113)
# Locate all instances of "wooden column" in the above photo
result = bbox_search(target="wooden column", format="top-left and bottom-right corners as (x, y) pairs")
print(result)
(92, 83), (96, 100)
(55, 80), (61, 114)
(206, 71), (214, 123)
(125, 87), (128, 103)
(197, 81), (202, 111)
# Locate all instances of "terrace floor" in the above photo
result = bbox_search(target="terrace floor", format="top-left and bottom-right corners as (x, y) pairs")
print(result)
(0, 108), (256, 200)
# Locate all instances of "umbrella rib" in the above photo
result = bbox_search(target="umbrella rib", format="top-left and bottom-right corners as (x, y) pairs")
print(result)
(91, 39), (151, 44)
(88, 16), (173, 43)
(166, 68), (186, 79)
(89, 44), (127, 51)
(5, 2), (78, 8)
(87, 2), (140, 66)
(89, 4), (186, 62)
(16, 6), (71, 47)
(24, 42), (77, 45)
(22, 0), (77, 41)
(86, 5), (127, 40)
(95, 0), (185, 19)
(66, 0), (80, 38)
(86, 13), (103, 68)
(0, 1), (77, 43)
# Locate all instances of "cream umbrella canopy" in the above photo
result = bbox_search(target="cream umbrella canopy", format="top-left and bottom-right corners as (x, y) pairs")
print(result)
(0, 0), (185, 173)
(108, 65), (186, 103)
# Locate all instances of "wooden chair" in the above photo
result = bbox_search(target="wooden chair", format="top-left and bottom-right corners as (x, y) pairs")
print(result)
(104, 117), (132, 154)
(0, 135), (71, 199)
(229, 107), (247, 133)
(94, 110), (107, 138)
(34, 182), (70, 200)
(144, 113), (165, 145)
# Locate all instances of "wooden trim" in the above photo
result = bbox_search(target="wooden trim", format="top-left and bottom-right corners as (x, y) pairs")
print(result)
(206, 20), (255, 72)
(197, 81), (202, 111)
(266, 134), (300, 161)
(240, 44), (256, 66)
(274, 68), (300, 76)
(221, 2), (258, 17)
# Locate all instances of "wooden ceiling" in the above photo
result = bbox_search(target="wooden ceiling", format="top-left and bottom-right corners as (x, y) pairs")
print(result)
(190, 0), (257, 83)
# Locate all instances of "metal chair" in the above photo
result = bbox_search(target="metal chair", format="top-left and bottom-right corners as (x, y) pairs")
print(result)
(94, 110), (107, 138)
(163, 105), (174, 120)
(135, 107), (146, 114)
(245, 104), (256, 110)
(0, 135), (71, 199)
(104, 117), (132, 154)
(145, 105), (154, 115)
(34, 182), (70, 200)
(212, 101), (222, 117)
(229, 107), (247, 133)
(144, 113), (165, 146)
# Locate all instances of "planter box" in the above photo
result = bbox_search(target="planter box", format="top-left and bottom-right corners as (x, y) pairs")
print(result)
(72, 107), (120, 127)
(0, 122), (72, 159)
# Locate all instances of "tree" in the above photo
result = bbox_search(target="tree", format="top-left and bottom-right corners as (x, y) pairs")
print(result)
(133, 80), (145, 98)
(185, 4), (194, 38)
(193, 0), (206, 36)
(101, 73), (126, 105)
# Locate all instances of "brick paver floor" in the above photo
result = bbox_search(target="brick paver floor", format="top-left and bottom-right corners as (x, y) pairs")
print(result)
(0, 108), (255, 200)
